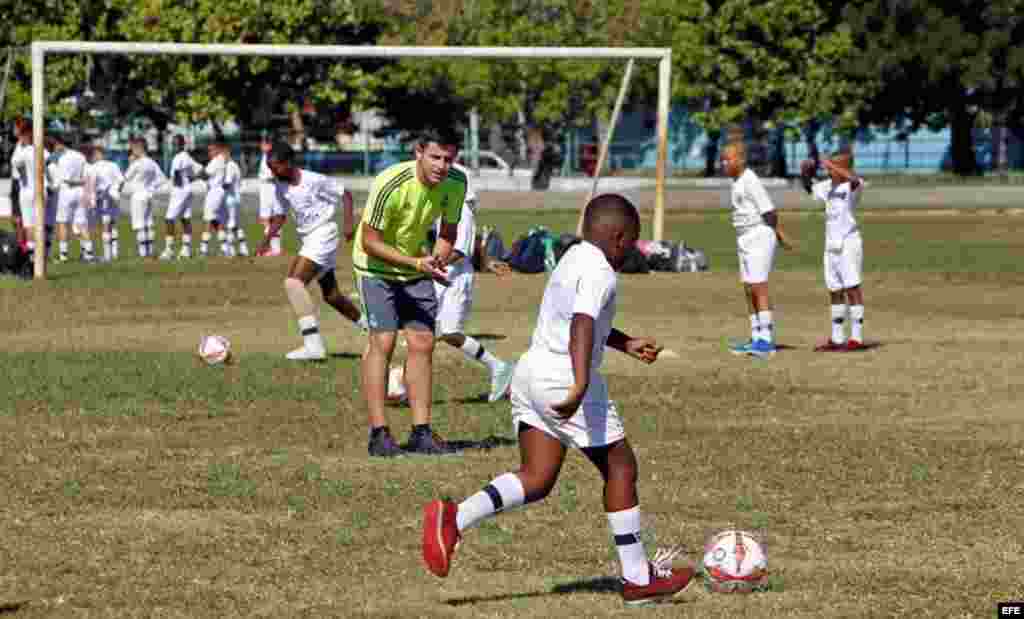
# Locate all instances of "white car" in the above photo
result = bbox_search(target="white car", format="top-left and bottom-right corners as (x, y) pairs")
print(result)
(456, 150), (533, 178)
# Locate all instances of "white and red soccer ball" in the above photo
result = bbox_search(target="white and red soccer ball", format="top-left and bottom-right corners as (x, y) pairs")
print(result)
(198, 335), (232, 366)
(702, 529), (769, 593)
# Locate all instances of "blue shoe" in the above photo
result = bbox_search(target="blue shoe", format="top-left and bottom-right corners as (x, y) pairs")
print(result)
(750, 339), (777, 358)
(729, 340), (755, 356)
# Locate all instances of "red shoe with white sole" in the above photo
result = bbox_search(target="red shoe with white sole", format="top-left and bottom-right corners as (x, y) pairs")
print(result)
(422, 499), (460, 577)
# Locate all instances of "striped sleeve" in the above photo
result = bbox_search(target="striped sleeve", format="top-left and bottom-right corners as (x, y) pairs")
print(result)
(364, 164), (413, 231)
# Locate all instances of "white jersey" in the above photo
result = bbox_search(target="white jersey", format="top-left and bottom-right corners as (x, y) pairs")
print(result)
(435, 165), (478, 277)
(225, 160), (242, 194)
(205, 154), (227, 189)
(258, 153), (273, 182)
(56, 148), (88, 187)
(273, 169), (342, 236)
(170, 151), (202, 190)
(125, 156), (167, 194)
(730, 168), (775, 233)
(812, 178), (863, 243)
(527, 241), (618, 372)
(10, 143), (49, 196)
(90, 160), (124, 196)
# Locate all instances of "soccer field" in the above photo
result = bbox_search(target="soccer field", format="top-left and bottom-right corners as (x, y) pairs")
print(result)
(1, 187), (1023, 617)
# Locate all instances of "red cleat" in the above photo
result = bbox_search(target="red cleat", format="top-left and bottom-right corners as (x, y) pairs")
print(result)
(814, 340), (847, 352)
(846, 339), (865, 351)
(422, 499), (460, 577)
(622, 548), (696, 606)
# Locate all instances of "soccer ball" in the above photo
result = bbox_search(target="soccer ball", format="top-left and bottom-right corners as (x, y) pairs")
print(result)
(198, 335), (232, 366)
(386, 365), (408, 403)
(702, 530), (768, 593)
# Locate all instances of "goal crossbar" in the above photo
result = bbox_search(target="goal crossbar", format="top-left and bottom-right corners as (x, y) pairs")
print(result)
(29, 42), (672, 279)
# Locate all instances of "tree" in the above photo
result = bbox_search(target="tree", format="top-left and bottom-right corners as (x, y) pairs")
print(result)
(843, 0), (1024, 176)
(631, 0), (861, 176)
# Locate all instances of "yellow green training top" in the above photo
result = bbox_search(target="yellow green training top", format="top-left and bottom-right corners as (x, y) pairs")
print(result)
(353, 160), (466, 281)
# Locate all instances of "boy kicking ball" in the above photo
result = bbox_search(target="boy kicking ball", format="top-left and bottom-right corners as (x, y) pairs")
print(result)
(801, 151), (867, 351)
(421, 194), (696, 606)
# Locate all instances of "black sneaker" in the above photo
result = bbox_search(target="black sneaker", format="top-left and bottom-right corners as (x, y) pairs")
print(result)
(368, 428), (404, 458)
(405, 429), (458, 455)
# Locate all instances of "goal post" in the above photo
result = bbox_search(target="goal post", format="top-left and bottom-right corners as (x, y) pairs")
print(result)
(30, 41), (672, 280)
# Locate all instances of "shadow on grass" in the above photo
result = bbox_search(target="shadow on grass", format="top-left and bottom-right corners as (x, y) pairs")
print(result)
(446, 577), (626, 606)
(0, 600), (29, 614)
(466, 333), (507, 341)
(329, 352), (363, 360)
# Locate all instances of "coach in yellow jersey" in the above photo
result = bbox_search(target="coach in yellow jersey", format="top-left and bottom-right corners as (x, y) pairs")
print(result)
(353, 128), (467, 457)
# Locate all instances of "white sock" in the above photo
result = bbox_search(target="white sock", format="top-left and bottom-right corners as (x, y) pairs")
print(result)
(270, 235), (282, 253)
(200, 232), (211, 255)
(235, 228), (249, 256)
(608, 506), (650, 586)
(136, 230), (147, 257)
(749, 313), (759, 341)
(298, 315), (325, 353)
(82, 239), (94, 259)
(219, 230), (231, 256)
(59, 240), (69, 257)
(111, 230), (119, 258)
(756, 310), (774, 343)
(456, 472), (526, 532)
(102, 233), (112, 258)
(181, 234), (192, 248)
(831, 304), (848, 344)
(459, 336), (502, 372)
(164, 237), (175, 252)
(850, 305), (864, 342)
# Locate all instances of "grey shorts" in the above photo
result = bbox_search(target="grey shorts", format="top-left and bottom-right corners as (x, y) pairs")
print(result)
(356, 274), (438, 332)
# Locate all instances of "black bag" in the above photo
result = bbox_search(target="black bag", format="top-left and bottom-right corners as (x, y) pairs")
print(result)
(506, 229), (550, 274)
(554, 233), (582, 263)
(619, 246), (650, 274)
(0, 231), (30, 279)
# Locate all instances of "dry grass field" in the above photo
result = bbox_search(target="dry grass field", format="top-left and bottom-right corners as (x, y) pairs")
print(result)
(1, 185), (1023, 617)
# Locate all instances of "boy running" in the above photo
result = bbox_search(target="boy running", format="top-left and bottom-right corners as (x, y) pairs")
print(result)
(421, 194), (695, 606)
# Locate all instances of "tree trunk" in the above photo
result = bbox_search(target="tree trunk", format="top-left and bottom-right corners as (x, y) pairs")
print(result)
(703, 129), (721, 177)
(949, 103), (979, 176)
(804, 119), (821, 167)
(770, 126), (787, 178)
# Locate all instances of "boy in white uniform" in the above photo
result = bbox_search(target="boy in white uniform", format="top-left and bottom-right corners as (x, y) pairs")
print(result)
(223, 153), (249, 257)
(801, 152), (867, 351)
(200, 142), (230, 257)
(48, 134), (93, 263)
(85, 144), (124, 261)
(10, 118), (54, 258)
(123, 137), (168, 258)
(162, 135), (202, 260)
(258, 141), (363, 360)
(388, 164), (515, 403)
(721, 143), (793, 357)
(256, 136), (283, 257)
(422, 194), (696, 606)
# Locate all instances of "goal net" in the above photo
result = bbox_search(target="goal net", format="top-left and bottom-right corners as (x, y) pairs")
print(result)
(19, 42), (671, 279)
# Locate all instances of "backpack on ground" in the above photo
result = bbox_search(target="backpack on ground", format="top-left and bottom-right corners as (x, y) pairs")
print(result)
(506, 228), (551, 274)
(0, 231), (30, 279)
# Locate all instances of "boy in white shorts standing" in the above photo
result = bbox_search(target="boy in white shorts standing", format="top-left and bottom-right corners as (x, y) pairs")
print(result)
(223, 152), (249, 257)
(256, 136), (283, 257)
(422, 194), (696, 606)
(721, 143), (793, 357)
(10, 118), (54, 259)
(84, 144), (124, 261)
(161, 135), (202, 260)
(200, 142), (229, 257)
(124, 137), (167, 258)
(258, 141), (363, 360)
(388, 164), (516, 404)
(48, 134), (94, 263)
(801, 151), (867, 351)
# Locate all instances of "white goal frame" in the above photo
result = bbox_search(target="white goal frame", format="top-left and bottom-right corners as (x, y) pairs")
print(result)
(30, 42), (672, 279)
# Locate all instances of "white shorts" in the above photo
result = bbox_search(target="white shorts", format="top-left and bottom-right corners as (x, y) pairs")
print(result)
(130, 191), (155, 231)
(20, 192), (57, 228)
(434, 270), (474, 336)
(824, 234), (863, 292)
(258, 182), (280, 219)
(0, 195), (11, 218)
(223, 192), (240, 229)
(510, 351), (625, 449)
(736, 225), (777, 284)
(96, 193), (120, 224)
(203, 188), (226, 223)
(299, 222), (339, 273)
(166, 188), (194, 221)
(56, 186), (84, 225)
